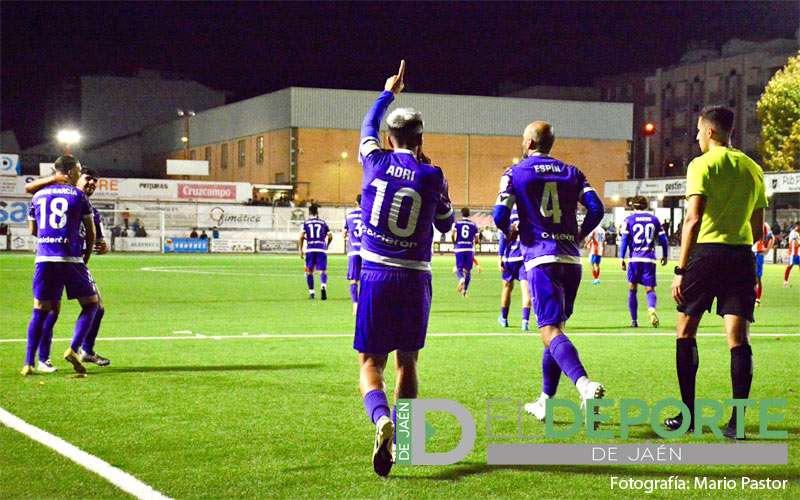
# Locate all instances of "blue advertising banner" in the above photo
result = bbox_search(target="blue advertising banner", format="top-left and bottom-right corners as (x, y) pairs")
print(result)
(164, 238), (208, 253)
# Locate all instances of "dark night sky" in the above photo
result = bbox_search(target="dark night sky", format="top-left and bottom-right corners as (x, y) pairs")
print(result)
(2, 1), (798, 147)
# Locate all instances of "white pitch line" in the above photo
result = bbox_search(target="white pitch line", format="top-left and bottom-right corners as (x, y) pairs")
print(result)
(0, 332), (798, 344)
(0, 406), (171, 500)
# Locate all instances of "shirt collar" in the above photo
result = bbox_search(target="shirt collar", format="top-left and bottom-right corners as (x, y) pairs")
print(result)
(394, 148), (415, 155)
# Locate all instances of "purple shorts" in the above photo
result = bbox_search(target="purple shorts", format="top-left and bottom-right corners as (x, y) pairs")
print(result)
(527, 263), (582, 328)
(347, 254), (362, 281)
(305, 252), (327, 271)
(627, 261), (657, 287)
(502, 260), (525, 282)
(455, 251), (474, 272)
(354, 263), (432, 355)
(32, 262), (96, 301)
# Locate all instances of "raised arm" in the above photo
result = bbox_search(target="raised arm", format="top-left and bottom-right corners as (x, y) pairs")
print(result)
(360, 60), (405, 159)
(25, 173), (69, 194)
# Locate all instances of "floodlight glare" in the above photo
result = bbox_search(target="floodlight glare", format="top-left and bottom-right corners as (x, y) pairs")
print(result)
(56, 129), (81, 145)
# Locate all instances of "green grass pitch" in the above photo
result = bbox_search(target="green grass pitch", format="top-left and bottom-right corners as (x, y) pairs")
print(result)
(1, 253), (798, 499)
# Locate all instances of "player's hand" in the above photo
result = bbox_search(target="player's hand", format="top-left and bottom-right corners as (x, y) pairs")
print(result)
(94, 240), (109, 254)
(620, 260), (627, 271)
(417, 148), (431, 164)
(299, 252), (304, 260)
(508, 223), (519, 242)
(83, 253), (91, 265)
(660, 257), (668, 266)
(671, 275), (683, 304)
(384, 60), (406, 95)
(498, 261), (504, 272)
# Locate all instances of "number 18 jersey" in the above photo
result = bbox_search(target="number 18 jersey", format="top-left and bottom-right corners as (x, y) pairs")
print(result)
(28, 184), (92, 263)
(497, 154), (595, 269)
(358, 146), (453, 271)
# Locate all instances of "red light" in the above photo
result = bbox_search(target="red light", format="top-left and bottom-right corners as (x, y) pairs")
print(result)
(643, 123), (656, 136)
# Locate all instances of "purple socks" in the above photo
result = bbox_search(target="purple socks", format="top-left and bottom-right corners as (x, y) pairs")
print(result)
(38, 311), (60, 361)
(548, 334), (588, 384)
(70, 304), (99, 352)
(364, 389), (390, 424)
(628, 289), (638, 321)
(464, 272), (471, 292)
(81, 307), (105, 355)
(25, 309), (47, 366)
(456, 269), (464, 281)
(541, 347), (562, 397)
(349, 283), (358, 303)
(500, 306), (509, 319)
(522, 307), (531, 322)
(320, 272), (328, 286)
(646, 290), (657, 309)
(306, 273), (314, 291)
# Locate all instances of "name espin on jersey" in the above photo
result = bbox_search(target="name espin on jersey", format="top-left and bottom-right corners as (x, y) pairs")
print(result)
(534, 164), (563, 174)
(386, 165), (416, 181)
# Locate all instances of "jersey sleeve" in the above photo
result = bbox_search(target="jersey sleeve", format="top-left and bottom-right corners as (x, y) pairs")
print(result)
(575, 169), (596, 200)
(435, 173), (454, 221)
(685, 158), (709, 198)
(495, 167), (516, 209)
(359, 91), (395, 162)
(28, 198), (36, 221)
(752, 165), (768, 210)
(80, 194), (93, 219)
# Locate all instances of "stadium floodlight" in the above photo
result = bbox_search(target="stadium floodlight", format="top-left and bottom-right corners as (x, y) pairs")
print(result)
(512, 157), (519, 164)
(56, 129), (81, 145)
(180, 136), (189, 143)
(340, 151), (349, 159)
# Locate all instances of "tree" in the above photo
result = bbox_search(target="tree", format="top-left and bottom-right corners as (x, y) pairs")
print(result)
(757, 52), (800, 171)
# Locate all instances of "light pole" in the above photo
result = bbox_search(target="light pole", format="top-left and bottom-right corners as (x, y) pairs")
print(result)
(177, 109), (196, 159)
(338, 151), (348, 204)
(56, 129), (81, 155)
(643, 122), (656, 179)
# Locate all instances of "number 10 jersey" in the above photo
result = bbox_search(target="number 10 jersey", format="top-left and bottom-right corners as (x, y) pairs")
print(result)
(358, 145), (453, 272)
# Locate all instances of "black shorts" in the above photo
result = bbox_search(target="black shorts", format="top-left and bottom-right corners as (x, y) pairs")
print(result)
(678, 244), (756, 322)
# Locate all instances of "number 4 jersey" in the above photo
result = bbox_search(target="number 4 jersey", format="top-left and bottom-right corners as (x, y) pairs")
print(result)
(28, 184), (92, 263)
(358, 147), (453, 271)
(497, 154), (597, 270)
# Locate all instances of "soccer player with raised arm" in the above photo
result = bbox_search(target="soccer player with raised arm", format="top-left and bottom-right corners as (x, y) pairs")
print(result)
(452, 207), (479, 296)
(620, 196), (669, 328)
(299, 205), (332, 300)
(343, 194), (364, 314)
(493, 121), (606, 422)
(666, 106), (767, 439)
(752, 221), (774, 305)
(355, 61), (454, 477)
(25, 167), (111, 371)
(585, 225), (606, 285)
(22, 156), (99, 376)
(784, 223), (799, 287)
(497, 209), (532, 331)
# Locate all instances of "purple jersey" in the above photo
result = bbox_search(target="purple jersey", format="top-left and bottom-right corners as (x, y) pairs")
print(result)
(344, 209), (363, 255)
(454, 218), (478, 251)
(498, 210), (523, 263)
(358, 145), (453, 272)
(496, 154), (596, 270)
(28, 184), (92, 263)
(80, 206), (104, 250)
(621, 212), (665, 262)
(302, 217), (330, 252)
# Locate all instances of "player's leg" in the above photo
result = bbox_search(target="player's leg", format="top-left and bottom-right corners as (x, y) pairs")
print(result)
(755, 254), (764, 305)
(305, 253), (315, 298)
(785, 256), (799, 286)
(462, 252), (474, 296)
(590, 255), (601, 284)
(37, 300), (61, 373)
(499, 277), (513, 327)
(359, 351), (394, 476)
(24, 263), (63, 375)
(645, 286), (659, 328)
(664, 313), (702, 432)
(80, 292), (110, 366)
(520, 269), (532, 331)
(628, 282), (639, 327)
(455, 253), (466, 293)
(318, 254), (328, 300)
(62, 264), (100, 375)
(347, 255), (361, 314)
(394, 350), (419, 400)
(715, 246), (756, 439)
(527, 265), (603, 420)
